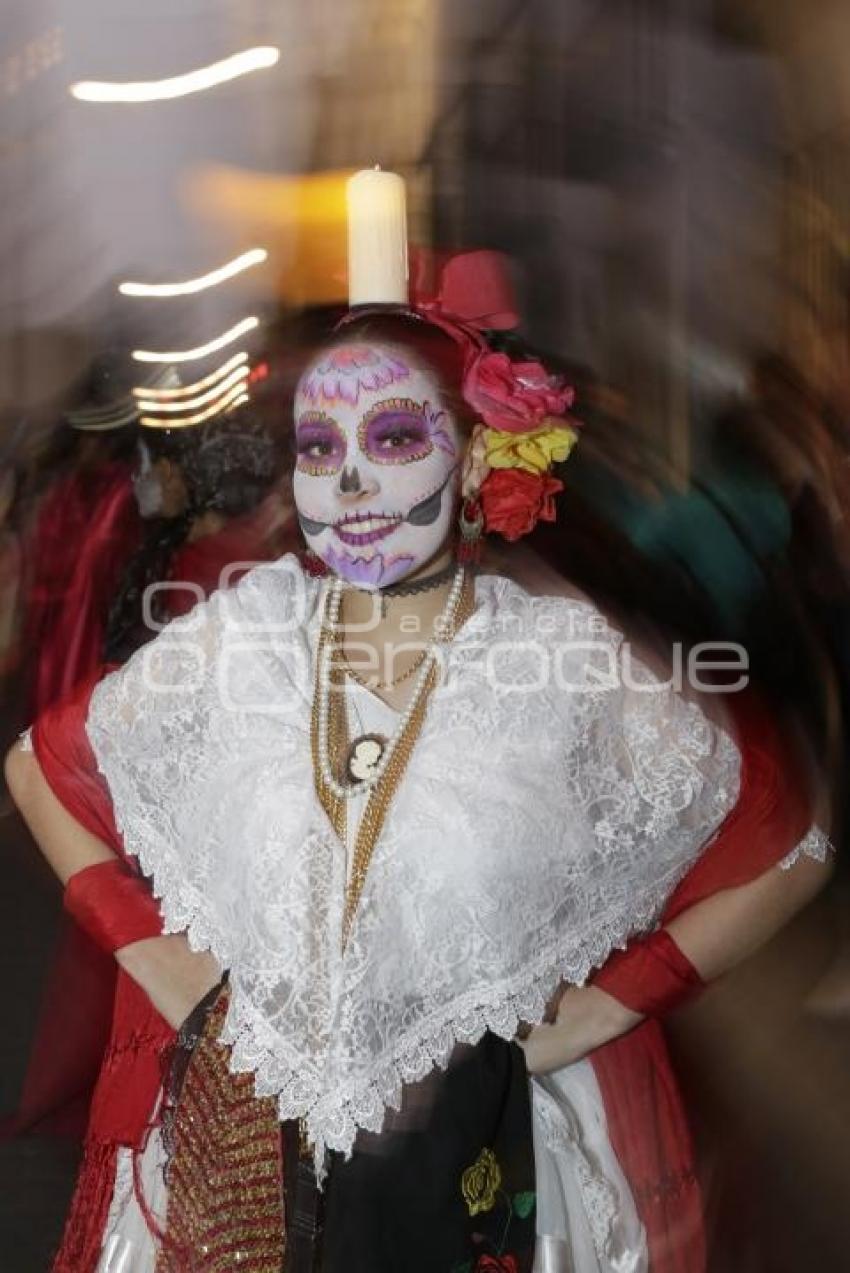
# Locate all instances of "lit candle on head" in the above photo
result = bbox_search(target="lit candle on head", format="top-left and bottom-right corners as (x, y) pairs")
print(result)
(346, 167), (408, 307)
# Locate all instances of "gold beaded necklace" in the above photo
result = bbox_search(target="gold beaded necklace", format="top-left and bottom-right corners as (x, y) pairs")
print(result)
(341, 645), (430, 693)
(311, 574), (475, 948)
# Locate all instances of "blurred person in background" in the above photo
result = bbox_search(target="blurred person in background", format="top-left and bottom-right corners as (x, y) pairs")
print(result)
(3, 403), (299, 1150)
(530, 361), (788, 671)
(20, 357), (142, 719)
(103, 407), (298, 664)
(706, 355), (850, 763)
(748, 354), (850, 600)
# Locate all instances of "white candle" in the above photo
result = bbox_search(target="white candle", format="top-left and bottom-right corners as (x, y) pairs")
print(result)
(346, 167), (408, 306)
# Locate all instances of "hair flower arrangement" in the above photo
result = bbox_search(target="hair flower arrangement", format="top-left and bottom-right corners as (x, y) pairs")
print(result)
(461, 348), (579, 543)
(479, 468), (564, 541)
(464, 350), (574, 433)
(483, 419), (578, 475)
(407, 248), (580, 546)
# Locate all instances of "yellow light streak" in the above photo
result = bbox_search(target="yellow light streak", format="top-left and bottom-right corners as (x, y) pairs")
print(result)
(119, 248), (268, 298)
(140, 385), (249, 429)
(132, 317), (259, 365)
(70, 47), (280, 103)
(133, 352), (248, 399)
(135, 364), (249, 414)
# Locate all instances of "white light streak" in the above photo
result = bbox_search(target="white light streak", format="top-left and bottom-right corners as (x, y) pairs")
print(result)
(141, 387), (250, 429)
(70, 47), (280, 104)
(67, 403), (139, 431)
(143, 366), (183, 393)
(135, 365), (249, 414)
(132, 317), (259, 365)
(133, 352), (248, 400)
(119, 249), (268, 298)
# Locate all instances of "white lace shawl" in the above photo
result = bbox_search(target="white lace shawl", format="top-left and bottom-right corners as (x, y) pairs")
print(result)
(87, 555), (752, 1169)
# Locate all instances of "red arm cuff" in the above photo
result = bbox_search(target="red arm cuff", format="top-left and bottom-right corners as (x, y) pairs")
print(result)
(64, 860), (163, 953)
(591, 928), (705, 1017)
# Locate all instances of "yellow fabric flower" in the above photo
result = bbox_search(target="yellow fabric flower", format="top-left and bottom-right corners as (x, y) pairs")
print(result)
(461, 1147), (502, 1216)
(484, 420), (578, 475)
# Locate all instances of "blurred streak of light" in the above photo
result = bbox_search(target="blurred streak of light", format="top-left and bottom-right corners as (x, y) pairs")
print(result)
(69, 47), (280, 103)
(140, 389), (249, 429)
(132, 317), (259, 364)
(132, 352), (248, 398)
(134, 365), (249, 413)
(119, 249), (268, 297)
(182, 166), (354, 306)
(66, 402), (138, 431)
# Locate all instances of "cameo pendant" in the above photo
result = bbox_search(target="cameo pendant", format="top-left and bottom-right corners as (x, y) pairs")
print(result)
(346, 733), (388, 783)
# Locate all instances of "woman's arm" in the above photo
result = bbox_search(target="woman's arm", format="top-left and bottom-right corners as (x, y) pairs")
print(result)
(665, 850), (832, 978)
(5, 741), (221, 1028)
(521, 851), (833, 1075)
(5, 741), (114, 883)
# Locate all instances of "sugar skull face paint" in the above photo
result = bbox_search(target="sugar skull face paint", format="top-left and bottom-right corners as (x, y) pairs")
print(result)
(299, 343), (411, 407)
(293, 342), (462, 589)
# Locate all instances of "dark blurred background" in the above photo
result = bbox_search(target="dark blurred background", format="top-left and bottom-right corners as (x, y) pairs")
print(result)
(2, 2), (850, 1269)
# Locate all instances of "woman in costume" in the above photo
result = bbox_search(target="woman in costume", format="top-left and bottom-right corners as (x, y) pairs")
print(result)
(6, 179), (833, 1272)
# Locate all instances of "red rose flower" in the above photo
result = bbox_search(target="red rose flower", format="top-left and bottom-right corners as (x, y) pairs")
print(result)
(475, 1255), (519, 1272)
(479, 469), (564, 541)
(464, 351), (574, 434)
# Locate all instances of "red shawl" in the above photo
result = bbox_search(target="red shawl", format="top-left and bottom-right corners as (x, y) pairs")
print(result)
(23, 465), (140, 717)
(15, 687), (814, 1273)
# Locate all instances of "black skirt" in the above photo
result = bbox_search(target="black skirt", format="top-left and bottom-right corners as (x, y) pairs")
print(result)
(171, 986), (537, 1273)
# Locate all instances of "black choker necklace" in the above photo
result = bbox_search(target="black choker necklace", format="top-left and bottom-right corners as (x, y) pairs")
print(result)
(353, 562), (460, 618)
(380, 562), (458, 599)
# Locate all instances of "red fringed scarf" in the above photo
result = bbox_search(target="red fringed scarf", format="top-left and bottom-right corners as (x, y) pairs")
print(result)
(9, 675), (174, 1272)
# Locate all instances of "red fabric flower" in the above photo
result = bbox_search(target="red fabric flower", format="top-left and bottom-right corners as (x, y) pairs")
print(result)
(475, 1256), (519, 1272)
(479, 469), (564, 541)
(464, 351), (574, 433)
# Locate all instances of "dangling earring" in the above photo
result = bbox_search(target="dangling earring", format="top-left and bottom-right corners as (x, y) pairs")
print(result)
(302, 548), (330, 578)
(457, 497), (485, 565)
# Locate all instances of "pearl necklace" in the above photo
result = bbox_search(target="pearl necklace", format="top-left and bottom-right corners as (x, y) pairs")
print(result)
(316, 567), (467, 800)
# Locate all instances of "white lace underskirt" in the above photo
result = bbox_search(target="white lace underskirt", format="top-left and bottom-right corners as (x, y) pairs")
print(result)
(97, 1119), (167, 1273)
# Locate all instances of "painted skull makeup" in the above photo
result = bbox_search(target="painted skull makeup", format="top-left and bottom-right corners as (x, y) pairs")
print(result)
(293, 342), (461, 588)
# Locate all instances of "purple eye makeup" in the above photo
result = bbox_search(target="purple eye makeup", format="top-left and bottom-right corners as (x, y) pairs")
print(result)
(358, 398), (455, 466)
(295, 412), (346, 476)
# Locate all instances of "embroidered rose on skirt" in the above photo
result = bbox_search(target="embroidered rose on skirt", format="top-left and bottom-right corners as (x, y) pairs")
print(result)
(462, 1148), (503, 1216)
